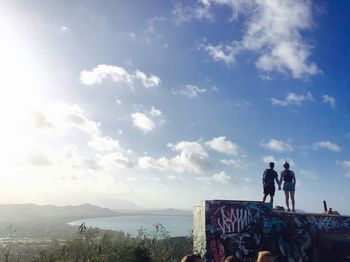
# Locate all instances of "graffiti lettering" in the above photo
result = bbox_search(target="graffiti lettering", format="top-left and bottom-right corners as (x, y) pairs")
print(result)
(308, 216), (341, 231)
(216, 206), (253, 234)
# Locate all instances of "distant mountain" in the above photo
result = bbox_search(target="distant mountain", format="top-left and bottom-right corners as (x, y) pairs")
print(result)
(102, 199), (139, 210)
(0, 203), (121, 223)
(112, 208), (192, 216)
(148, 208), (192, 216)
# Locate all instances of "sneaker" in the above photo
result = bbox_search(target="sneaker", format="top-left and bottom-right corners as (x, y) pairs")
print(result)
(287, 209), (291, 212)
(292, 209), (296, 212)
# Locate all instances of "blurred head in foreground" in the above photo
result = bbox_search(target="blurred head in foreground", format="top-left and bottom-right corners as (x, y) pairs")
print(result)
(181, 254), (202, 262)
(225, 255), (240, 262)
(257, 251), (274, 262)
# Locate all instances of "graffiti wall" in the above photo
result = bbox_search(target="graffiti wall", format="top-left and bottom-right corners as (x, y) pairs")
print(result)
(193, 200), (350, 262)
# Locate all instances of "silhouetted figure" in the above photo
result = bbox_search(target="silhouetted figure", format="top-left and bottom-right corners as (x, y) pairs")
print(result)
(262, 162), (279, 206)
(279, 162), (296, 212)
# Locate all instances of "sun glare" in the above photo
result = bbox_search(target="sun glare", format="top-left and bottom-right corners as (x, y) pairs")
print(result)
(0, 9), (48, 167)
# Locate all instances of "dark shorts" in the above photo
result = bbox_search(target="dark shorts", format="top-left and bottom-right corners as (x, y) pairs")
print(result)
(263, 184), (275, 197)
(283, 181), (295, 191)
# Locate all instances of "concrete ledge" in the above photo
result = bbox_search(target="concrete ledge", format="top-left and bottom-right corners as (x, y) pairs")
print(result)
(193, 200), (350, 262)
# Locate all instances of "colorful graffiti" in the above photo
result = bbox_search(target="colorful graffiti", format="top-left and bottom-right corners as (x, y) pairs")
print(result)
(193, 200), (350, 262)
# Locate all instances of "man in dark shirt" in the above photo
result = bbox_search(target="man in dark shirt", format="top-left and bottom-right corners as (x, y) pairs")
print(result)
(262, 162), (279, 206)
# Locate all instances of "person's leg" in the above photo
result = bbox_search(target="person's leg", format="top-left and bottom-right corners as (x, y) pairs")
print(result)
(263, 186), (269, 203)
(263, 194), (267, 203)
(270, 186), (275, 206)
(284, 190), (290, 211)
(291, 190), (295, 211)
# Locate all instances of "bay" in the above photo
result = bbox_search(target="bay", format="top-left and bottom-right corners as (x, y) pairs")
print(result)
(68, 214), (193, 237)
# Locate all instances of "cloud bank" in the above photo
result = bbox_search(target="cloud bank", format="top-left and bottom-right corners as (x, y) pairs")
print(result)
(179, 0), (320, 78)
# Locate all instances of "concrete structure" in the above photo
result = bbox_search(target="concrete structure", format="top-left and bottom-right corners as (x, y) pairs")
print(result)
(193, 200), (350, 261)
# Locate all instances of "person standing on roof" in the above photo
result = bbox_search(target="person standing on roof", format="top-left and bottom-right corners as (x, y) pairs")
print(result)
(279, 161), (296, 212)
(262, 162), (279, 206)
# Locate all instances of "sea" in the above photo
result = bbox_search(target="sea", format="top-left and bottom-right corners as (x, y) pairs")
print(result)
(68, 214), (193, 237)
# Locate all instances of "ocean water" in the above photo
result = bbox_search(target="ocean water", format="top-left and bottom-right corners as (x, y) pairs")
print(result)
(68, 214), (193, 237)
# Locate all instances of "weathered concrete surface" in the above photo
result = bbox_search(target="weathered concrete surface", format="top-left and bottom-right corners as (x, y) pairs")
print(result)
(193, 200), (350, 262)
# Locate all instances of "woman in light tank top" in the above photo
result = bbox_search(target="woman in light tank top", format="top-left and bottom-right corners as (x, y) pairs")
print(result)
(279, 161), (296, 212)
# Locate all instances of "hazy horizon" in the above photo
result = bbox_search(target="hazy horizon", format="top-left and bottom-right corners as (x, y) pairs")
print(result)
(1, 0), (350, 215)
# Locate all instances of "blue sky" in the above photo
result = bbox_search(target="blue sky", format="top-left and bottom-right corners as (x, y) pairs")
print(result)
(1, 0), (350, 214)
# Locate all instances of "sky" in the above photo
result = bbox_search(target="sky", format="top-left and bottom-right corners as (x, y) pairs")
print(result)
(1, 0), (350, 214)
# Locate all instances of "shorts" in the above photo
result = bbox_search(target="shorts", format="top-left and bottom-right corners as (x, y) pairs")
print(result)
(283, 181), (295, 191)
(263, 184), (275, 196)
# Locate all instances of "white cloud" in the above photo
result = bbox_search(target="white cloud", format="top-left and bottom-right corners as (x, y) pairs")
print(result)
(184, 0), (319, 78)
(205, 136), (239, 156)
(197, 171), (232, 184)
(337, 160), (350, 178)
(261, 139), (293, 152)
(177, 84), (206, 98)
(26, 151), (51, 166)
(149, 106), (162, 117)
(138, 141), (210, 174)
(29, 103), (100, 135)
(322, 95), (336, 108)
(62, 145), (83, 166)
(313, 141), (341, 152)
(134, 70), (161, 88)
(232, 100), (252, 107)
(87, 134), (121, 152)
(200, 42), (240, 65)
(173, 1), (212, 24)
(220, 159), (249, 170)
(169, 141), (209, 158)
(62, 146), (100, 171)
(80, 64), (160, 88)
(140, 16), (169, 47)
(28, 103), (124, 154)
(166, 175), (177, 181)
(131, 106), (163, 133)
(80, 64), (133, 86)
(338, 160), (350, 169)
(271, 92), (313, 106)
(243, 1), (320, 78)
(262, 155), (294, 167)
(27, 145), (101, 172)
(98, 152), (134, 169)
(212, 171), (232, 183)
(131, 113), (156, 133)
(138, 156), (168, 170)
(146, 16), (166, 33)
(166, 174), (190, 183)
(341, 160), (350, 169)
